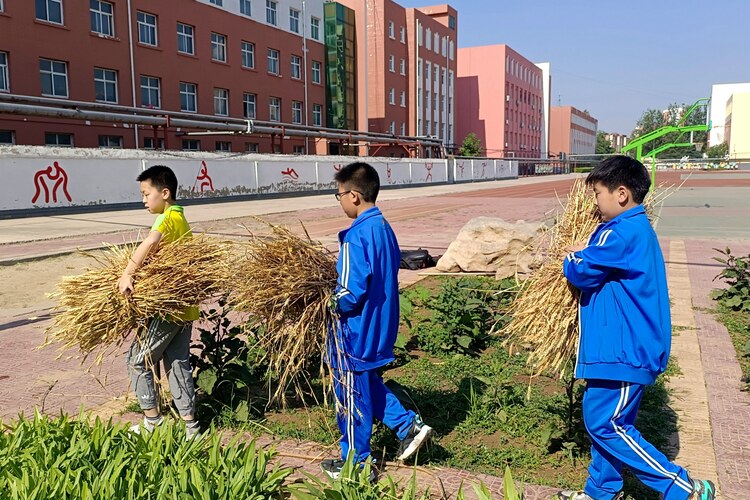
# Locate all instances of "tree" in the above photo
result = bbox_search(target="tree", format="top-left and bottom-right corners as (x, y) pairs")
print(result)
(596, 131), (615, 154)
(458, 132), (482, 157)
(630, 102), (708, 159)
(705, 142), (728, 159)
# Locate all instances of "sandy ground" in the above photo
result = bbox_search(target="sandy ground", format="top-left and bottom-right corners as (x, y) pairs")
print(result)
(0, 252), (103, 317)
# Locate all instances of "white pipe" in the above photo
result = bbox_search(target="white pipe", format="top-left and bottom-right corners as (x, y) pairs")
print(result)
(126, 0), (139, 148)
(302, 0), (309, 154)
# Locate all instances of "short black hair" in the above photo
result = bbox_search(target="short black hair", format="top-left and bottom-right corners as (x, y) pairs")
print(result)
(586, 155), (650, 203)
(137, 165), (178, 200)
(334, 162), (380, 202)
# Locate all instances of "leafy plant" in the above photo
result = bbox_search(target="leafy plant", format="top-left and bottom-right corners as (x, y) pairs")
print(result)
(711, 247), (750, 313)
(404, 278), (515, 356)
(0, 411), (291, 499)
(190, 298), (264, 423)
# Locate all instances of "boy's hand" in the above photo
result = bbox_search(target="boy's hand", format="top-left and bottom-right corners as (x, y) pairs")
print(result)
(117, 274), (134, 295)
(565, 243), (586, 253)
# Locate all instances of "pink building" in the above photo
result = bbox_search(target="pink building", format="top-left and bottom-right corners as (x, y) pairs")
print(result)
(456, 44), (544, 158)
(549, 106), (598, 157)
(336, 0), (457, 156)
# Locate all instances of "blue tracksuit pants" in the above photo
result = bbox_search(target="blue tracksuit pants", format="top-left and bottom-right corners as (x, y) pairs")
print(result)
(583, 379), (693, 500)
(334, 369), (416, 463)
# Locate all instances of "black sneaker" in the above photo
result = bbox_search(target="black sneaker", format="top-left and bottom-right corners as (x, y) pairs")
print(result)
(557, 491), (623, 500)
(396, 415), (433, 461)
(320, 458), (377, 483)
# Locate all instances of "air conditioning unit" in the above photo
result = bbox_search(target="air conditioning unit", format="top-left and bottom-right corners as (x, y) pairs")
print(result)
(506, 95), (510, 102)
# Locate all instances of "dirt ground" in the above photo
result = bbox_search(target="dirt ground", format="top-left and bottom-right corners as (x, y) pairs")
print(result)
(0, 252), (105, 317)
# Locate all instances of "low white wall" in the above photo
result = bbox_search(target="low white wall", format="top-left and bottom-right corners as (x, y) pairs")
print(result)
(0, 147), (517, 212)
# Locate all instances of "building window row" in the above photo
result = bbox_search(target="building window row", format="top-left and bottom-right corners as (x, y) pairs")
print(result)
(90, 0), (114, 37)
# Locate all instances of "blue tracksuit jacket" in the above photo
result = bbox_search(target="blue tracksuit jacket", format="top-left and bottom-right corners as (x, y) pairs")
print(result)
(563, 205), (671, 385)
(333, 206), (401, 372)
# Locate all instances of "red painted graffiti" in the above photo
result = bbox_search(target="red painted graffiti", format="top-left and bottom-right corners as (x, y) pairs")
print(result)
(192, 161), (215, 193)
(32, 161), (72, 204)
(281, 168), (299, 181)
(425, 162), (433, 182)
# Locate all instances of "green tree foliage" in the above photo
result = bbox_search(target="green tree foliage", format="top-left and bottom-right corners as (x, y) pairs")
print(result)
(706, 142), (729, 159)
(596, 131), (615, 154)
(458, 132), (482, 157)
(630, 102), (708, 159)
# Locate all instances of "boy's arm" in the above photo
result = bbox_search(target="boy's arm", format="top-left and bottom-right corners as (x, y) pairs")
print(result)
(563, 228), (628, 291)
(117, 230), (163, 294)
(334, 240), (372, 314)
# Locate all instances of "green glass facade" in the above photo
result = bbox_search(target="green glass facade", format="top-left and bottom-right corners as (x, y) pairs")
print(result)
(324, 2), (357, 131)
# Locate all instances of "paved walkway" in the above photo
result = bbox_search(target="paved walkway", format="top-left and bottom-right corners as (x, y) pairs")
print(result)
(1, 171), (749, 498)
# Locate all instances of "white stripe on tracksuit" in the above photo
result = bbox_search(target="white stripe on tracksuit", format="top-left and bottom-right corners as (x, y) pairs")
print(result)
(611, 383), (693, 494)
(336, 242), (351, 300)
(347, 371), (355, 455)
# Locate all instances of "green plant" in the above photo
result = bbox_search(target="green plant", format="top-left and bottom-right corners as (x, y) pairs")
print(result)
(503, 466), (523, 500)
(711, 247), (750, 313)
(405, 278), (515, 356)
(459, 132), (482, 157)
(0, 410), (291, 499)
(191, 298), (264, 423)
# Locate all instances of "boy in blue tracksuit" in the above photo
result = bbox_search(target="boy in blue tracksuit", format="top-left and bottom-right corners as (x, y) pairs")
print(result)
(321, 162), (433, 480)
(558, 156), (715, 500)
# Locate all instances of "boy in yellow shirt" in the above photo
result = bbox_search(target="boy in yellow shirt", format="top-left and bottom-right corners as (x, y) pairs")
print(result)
(117, 165), (200, 438)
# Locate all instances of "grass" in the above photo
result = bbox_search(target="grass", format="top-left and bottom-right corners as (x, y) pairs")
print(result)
(715, 305), (750, 391)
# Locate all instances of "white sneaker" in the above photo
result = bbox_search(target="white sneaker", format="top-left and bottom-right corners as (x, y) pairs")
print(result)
(395, 415), (433, 461)
(185, 421), (201, 440)
(128, 416), (164, 435)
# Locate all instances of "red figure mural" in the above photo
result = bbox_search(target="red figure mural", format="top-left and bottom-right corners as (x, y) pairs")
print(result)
(32, 161), (72, 204)
(425, 162), (433, 182)
(281, 168), (299, 181)
(192, 161), (215, 193)
(333, 163), (343, 172)
(457, 161), (466, 178)
(480, 162), (488, 178)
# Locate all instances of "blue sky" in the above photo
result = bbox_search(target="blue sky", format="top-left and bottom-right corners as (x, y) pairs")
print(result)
(398, 0), (750, 134)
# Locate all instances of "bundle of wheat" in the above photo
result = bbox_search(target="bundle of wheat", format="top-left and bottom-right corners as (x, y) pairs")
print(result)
(228, 221), (339, 407)
(45, 234), (233, 365)
(501, 178), (600, 378)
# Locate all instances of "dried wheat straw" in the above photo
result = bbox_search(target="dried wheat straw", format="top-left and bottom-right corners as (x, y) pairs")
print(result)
(45, 234), (233, 365)
(228, 220), (339, 407)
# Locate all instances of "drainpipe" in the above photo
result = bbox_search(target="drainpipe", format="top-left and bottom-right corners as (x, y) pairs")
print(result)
(126, 0), (139, 148)
(302, 0), (309, 154)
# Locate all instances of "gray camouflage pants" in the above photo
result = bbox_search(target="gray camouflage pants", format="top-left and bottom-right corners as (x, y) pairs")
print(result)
(126, 317), (195, 417)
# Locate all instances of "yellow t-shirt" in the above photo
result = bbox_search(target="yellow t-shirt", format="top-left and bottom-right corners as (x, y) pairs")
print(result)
(150, 205), (200, 322)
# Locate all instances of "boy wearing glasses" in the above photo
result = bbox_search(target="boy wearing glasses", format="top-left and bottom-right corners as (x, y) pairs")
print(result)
(321, 162), (433, 481)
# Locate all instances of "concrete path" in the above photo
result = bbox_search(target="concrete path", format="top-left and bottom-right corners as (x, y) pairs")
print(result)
(2, 170), (749, 498)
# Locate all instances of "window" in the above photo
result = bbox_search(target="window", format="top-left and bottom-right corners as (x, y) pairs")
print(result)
(425, 63), (430, 81)
(291, 55), (301, 79)
(180, 82), (197, 112)
(215, 141), (231, 151)
(208, 0), (223, 5)
(312, 103), (322, 126)
(137, 11), (158, 46)
(388, 21), (394, 38)
(94, 68), (117, 103)
(177, 23), (194, 55)
(449, 15), (455, 30)
(214, 88), (228, 116)
(399, 58), (406, 75)
(292, 101), (302, 124)
(98, 135), (122, 148)
(90, 0), (114, 37)
(0, 1), (4, 13)
(293, 145), (304, 154)
(289, 8), (300, 33)
(36, 0), (63, 24)
(140, 75), (160, 108)
(388, 55), (394, 72)
(143, 137), (164, 149)
(242, 92), (256, 118)
(246, 142), (259, 153)
(182, 139), (200, 151)
(311, 61), (321, 84)
(388, 88), (395, 105)
(400, 122), (406, 135)
(389, 121), (395, 134)
(211, 33), (227, 62)
(0, 130), (15, 144)
(425, 28), (431, 50)
(241, 41), (255, 68)
(400, 90), (405, 107)
(449, 40), (454, 61)
(45, 133), (73, 147)
(269, 96), (280, 122)
(40, 58), (68, 98)
(400, 26), (405, 43)
(311, 17), (320, 40)
(267, 48), (279, 75)
(0, 52), (8, 92)
(433, 32), (439, 53)
(266, 0), (277, 26)
(240, 0), (251, 16)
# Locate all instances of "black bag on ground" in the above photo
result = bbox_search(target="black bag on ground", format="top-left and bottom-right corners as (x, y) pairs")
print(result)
(399, 248), (436, 270)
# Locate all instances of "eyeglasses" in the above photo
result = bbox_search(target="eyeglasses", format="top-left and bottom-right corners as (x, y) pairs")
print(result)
(334, 190), (353, 201)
